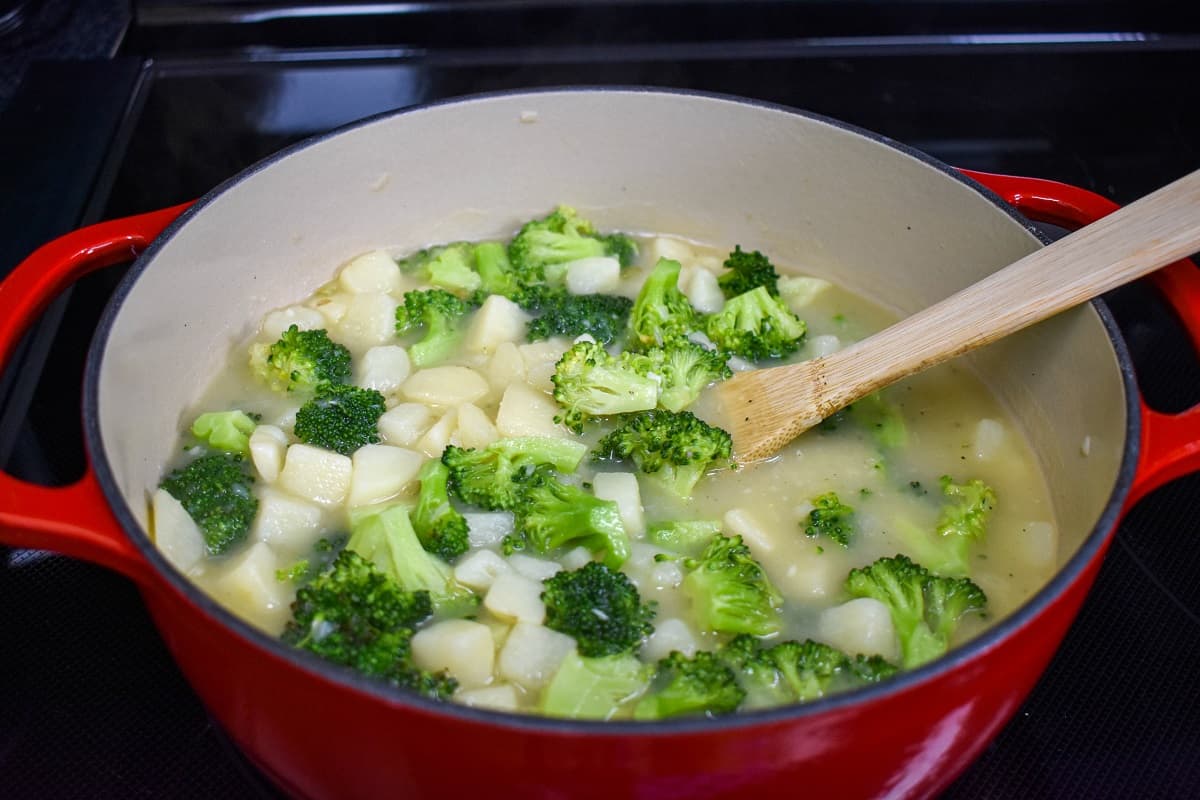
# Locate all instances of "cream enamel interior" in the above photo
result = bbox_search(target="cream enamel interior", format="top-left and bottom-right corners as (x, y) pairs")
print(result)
(96, 90), (1127, 569)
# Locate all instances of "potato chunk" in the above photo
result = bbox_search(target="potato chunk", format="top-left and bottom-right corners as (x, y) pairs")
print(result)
(641, 618), (698, 661)
(497, 623), (575, 689)
(356, 345), (411, 394)
(261, 306), (326, 341)
(277, 443), (353, 506)
(251, 486), (324, 549)
(377, 402), (434, 447)
(684, 267), (724, 314)
(484, 572), (546, 624)
(455, 402), (499, 450)
(401, 366), (489, 407)
(592, 472), (645, 538)
(565, 256), (621, 295)
(454, 549), (513, 592)
(347, 444), (424, 506)
(249, 424), (288, 483)
(152, 488), (206, 573)
(412, 619), (496, 689)
(818, 598), (899, 662)
(213, 541), (294, 634)
(335, 292), (400, 351)
(338, 249), (401, 294)
(456, 683), (520, 712)
(464, 294), (530, 355)
(495, 382), (567, 439)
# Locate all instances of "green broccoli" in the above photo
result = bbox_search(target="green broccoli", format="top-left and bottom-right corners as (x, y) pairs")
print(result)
(540, 651), (654, 720)
(628, 257), (700, 348)
(719, 635), (898, 709)
(848, 391), (908, 450)
(680, 533), (783, 636)
(718, 245), (780, 298)
(592, 409), (733, 498)
(638, 341), (732, 413)
(550, 340), (660, 433)
(293, 383), (386, 455)
(248, 325), (351, 394)
(191, 410), (258, 455)
(599, 233), (639, 268)
(159, 453), (257, 555)
(442, 436), (588, 510)
(717, 634), (793, 709)
(704, 285), (807, 360)
(633, 650), (746, 720)
(766, 638), (848, 702)
(845, 554), (987, 668)
(411, 460), (470, 563)
(347, 504), (477, 615)
(514, 473), (632, 569)
(398, 242), (482, 296)
(522, 288), (634, 345)
(280, 549), (456, 699)
(645, 519), (722, 555)
(541, 561), (654, 655)
(896, 476), (997, 576)
(508, 206), (632, 285)
(804, 492), (855, 547)
(394, 289), (474, 368)
(473, 240), (519, 298)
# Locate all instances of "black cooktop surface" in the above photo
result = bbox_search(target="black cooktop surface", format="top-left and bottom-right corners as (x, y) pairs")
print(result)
(2, 3), (1200, 798)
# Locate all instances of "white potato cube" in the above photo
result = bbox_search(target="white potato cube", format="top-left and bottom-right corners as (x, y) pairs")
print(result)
(348, 444), (424, 506)
(416, 409), (457, 458)
(973, 418), (1006, 461)
(251, 486), (324, 548)
(808, 334), (842, 358)
(464, 512), (515, 548)
(213, 541), (294, 634)
(1019, 521), (1058, 569)
(464, 295), (530, 355)
(495, 382), (567, 439)
(818, 598), (899, 662)
(592, 472), (645, 538)
(508, 554), (562, 582)
(684, 267), (724, 314)
(565, 256), (621, 295)
(642, 618), (698, 661)
(377, 403), (435, 447)
(647, 236), (695, 265)
(278, 443), (353, 506)
(357, 345), (411, 394)
(152, 488), (206, 572)
(412, 619), (495, 689)
(518, 340), (570, 393)
(649, 560), (684, 590)
(484, 341), (527, 395)
(261, 306), (326, 341)
(310, 294), (348, 325)
(780, 550), (847, 602)
(560, 546), (594, 570)
(456, 683), (520, 712)
(484, 572), (546, 624)
(401, 366), (489, 407)
(497, 623), (576, 689)
(335, 292), (399, 350)
(454, 549), (513, 591)
(338, 249), (401, 294)
(724, 508), (776, 555)
(456, 403), (499, 450)
(778, 275), (833, 312)
(249, 424), (288, 483)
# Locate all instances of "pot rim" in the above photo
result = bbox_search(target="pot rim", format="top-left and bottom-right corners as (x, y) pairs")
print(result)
(83, 85), (1140, 736)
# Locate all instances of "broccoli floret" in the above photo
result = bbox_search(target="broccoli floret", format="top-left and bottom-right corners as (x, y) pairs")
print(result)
(473, 240), (519, 298)
(848, 391), (908, 450)
(718, 634), (793, 709)
(293, 383), (386, 455)
(191, 410), (257, 454)
(550, 341), (660, 433)
(411, 460), (469, 563)
(847, 653), (900, 683)
(394, 289), (474, 368)
(718, 245), (780, 298)
(248, 325), (351, 394)
(280, 550), (455, 699)
(347, 504), (477, 615)
(845, 554), (987, 668)
(767, 639), (847, 702)
(897, 476), (997, 576)
(442, 436), (587, 510)
(508, 206), (617, 285)
(645, 519), (722, 555)
(398, 242), (482, 296)
(628, 257), (700, 348)
(592, 409), (733, 498)
(704, 285), (806, 360)
(633, 650), (745, 720)
(638, 341), (732, 413)
(540, 651), (654, 720)
(599, 233), (639, 268)
(160, 453), (257, 555)
(541, 562), (654, 655)
(680, 533), (783, 636)
(524, 288), (634, 345)
(804, 492), (855, 547)
(514, 473), (632, 569)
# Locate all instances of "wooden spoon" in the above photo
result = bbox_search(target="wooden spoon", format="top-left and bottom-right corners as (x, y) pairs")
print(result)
(716, 168), (1200, 462)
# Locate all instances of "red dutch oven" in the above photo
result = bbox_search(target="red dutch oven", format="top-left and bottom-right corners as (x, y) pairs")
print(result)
(2, 90), (1199, 799)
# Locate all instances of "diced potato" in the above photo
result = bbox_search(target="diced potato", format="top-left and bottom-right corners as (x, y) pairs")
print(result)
(152, 488), (206, 572)
(213, 541), (294, 633)
(249, 424), (288, 483)
(495, 382), (567, 439)
(335, 292), (399, 350)
(310, 294), (348, 325)
(484, 617), (513, 650)
(251, 486), (324, 548)
(518, 340), (570, 393)
(818, 598), (899, 662)
(685, 267), (724, 314)
(779, 549), (846, 602)
(647, 235), (695, 265)
(642, 618), (698, 661)
(649, 559), (684, 590)
(484, 341), (527, 395)
(1019, 520), (1058, 569)
(565, 256), (621, 295)
(560, 546), (594, 570)
(269, 406), (298, 431)
(377, 403), (434, 447)
(973, 418), (1006, 461)
(261, 305), (326, 340)
(401, 366), (489, 407)
(497, 623), (575, 689)
(347, 444), (424, 506)
(778, 275), (832, 312)
(411, 619), (495, 689)
(457, 683), (520, 712)
(484, 572), (546, 624)
(508, 553), (562, 582)
(456, 403), (499, 450)
(277, 443), (353, 506)
(416, 409), (457, 458)
(357, 345), (411, 394)
(454, 549), (513, 591)
(807, 334), (841, 358)
(464, 511), (515, 548)
(724, 508), (776, 555)
(464, 295), (530, 355)
(592, 472), (645, 538)
(338, 249), (401, 294)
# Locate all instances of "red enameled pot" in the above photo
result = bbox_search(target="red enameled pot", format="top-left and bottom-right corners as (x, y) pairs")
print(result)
(2, 90), (1199, 800)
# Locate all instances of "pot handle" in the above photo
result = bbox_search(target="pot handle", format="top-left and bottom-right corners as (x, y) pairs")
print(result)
(962, 170), (1200, 510)
(0, 204), (191, 584)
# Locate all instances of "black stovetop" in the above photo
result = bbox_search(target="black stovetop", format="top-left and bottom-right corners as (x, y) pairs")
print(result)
(2, 3), (1200, 798)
